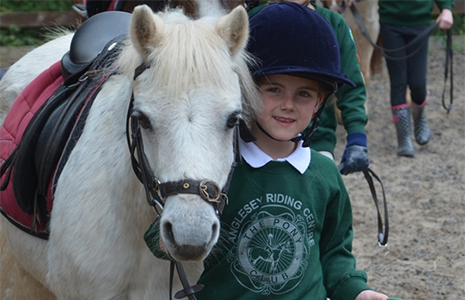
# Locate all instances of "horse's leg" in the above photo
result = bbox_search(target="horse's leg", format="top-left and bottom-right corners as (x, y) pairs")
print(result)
(342, 0), (380, 86)
(370, 35), (384, 77)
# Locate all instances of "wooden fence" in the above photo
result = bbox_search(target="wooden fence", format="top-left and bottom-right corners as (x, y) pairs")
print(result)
(0, 10), (80, 29)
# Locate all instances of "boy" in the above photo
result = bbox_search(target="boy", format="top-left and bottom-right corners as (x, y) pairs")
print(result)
(195, 3), (389, 300)
(248, 0), (370, 175)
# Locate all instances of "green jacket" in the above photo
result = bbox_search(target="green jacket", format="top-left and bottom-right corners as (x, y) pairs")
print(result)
(379, 0), (456, 26)
(249, 4), (368, 155)
(197, 149), (370, 299)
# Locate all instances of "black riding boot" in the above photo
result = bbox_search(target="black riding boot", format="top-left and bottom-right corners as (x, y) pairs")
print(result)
(392, 105), (415, 157)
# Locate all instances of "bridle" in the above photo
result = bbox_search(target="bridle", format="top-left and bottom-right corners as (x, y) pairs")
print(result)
(126, 63), (232, 216)
(126, 62), (253, 299)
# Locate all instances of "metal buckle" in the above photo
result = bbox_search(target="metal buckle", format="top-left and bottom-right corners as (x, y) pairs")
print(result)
(199, 180), (221, 203)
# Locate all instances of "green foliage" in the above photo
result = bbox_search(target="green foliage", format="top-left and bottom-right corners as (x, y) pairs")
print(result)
(452, 13), (465, 36)
(0, 1), (76, 46)
(0, 26), (47, 46)
(0, 0), (75, 13)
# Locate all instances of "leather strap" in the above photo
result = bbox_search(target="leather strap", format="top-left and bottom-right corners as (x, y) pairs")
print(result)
(350, 3), (438, 61)
(173, 262), (204, 299)
(362, 168), (389, 247)
(442, 29), (454, 113)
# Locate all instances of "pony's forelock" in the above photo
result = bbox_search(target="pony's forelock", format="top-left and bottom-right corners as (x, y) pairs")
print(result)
(116, 8), (262, 122)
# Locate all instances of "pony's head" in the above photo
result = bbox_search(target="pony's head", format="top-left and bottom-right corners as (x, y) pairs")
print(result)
(118, 5), (260, 262)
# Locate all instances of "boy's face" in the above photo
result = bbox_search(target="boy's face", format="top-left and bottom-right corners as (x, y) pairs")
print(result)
(254, 74), (324, 141)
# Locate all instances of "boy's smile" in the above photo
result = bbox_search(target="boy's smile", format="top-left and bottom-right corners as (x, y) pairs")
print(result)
(253, 74), (323, 142)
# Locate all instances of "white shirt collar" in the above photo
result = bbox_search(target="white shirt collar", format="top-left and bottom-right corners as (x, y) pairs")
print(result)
(239, 138), (311, 174)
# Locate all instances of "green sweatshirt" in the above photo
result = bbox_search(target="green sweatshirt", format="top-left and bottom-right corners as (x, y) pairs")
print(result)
(196, 150), (370, 300)
(248, 4), (368, 155)
(311, 5), (368, 154)
(379, 0), (456, 26)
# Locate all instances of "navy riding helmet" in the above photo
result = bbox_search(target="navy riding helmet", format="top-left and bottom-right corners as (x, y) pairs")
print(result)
(247, 2), (355, 93)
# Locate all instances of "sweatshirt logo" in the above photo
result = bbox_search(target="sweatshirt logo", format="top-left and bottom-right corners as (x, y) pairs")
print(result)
(228, 205), (312, 295)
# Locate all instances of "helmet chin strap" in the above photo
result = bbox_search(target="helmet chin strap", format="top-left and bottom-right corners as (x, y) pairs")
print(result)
(255, 93), (332, 148)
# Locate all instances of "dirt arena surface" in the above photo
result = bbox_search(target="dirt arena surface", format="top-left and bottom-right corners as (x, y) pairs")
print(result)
(333, 48), (464, 300)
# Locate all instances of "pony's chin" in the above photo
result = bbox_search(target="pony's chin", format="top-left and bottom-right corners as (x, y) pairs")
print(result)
(167, 244), (211, 262)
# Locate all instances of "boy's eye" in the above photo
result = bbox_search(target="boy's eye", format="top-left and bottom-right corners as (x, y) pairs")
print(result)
(257, 83), (279, 93)
(298, 91), (311, 97)
(265, 87), (280, 93)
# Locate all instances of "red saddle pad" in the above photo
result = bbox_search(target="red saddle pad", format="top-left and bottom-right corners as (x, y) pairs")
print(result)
(0, 61), (64, 235)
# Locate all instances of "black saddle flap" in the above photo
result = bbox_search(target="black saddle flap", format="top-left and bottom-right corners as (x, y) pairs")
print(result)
(4, 36), (124, 219)
(11, 84), (78, 214)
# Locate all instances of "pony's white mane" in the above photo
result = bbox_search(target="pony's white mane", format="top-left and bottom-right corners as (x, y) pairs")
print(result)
(116, 8), (261, 121)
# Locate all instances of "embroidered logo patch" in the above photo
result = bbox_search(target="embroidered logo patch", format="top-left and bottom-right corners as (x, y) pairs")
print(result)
(228, 207), (312, 295)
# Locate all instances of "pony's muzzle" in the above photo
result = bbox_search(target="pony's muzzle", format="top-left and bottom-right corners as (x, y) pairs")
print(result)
(160, 194), (220, 262)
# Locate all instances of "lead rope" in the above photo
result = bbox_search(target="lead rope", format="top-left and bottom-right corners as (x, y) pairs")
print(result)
(362, 168), (389, 247)
(350, 3), (438, 61)
(442, 29), (454, 113)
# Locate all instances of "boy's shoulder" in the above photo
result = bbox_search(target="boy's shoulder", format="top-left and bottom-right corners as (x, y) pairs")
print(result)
(315, 4), (347, 24)
(308, 149), (341, 178)
(315, 5), (349, 29)
(307, 150), (349, 196)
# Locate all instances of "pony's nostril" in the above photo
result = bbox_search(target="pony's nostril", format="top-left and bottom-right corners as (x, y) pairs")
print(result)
(163, 222), (176, 245)
(211, 222), (219, 237)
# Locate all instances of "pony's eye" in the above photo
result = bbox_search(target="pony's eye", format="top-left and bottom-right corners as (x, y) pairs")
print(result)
(226, 114), (239, 129)
(137, 113), (152, 130)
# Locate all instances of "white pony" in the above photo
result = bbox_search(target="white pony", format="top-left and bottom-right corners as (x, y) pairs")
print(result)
(0, 4), (261, 299)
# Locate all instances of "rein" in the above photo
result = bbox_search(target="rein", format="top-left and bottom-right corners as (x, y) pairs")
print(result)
(349, 3), (454, 112)
(338, 164), (389, 247)
(126, 62), (251, 299)
(362, 168), (389, 247)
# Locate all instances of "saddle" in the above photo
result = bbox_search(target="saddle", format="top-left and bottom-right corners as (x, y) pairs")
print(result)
(0, 11), (131, 238)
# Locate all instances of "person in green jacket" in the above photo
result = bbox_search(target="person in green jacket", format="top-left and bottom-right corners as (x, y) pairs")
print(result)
(248, 0), (369, 175)
(377, 0), (454, 157)
(195, 3), (389, 299)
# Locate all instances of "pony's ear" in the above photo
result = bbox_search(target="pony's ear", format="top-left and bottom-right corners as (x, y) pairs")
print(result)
(130, 5), (165, 58)
(215, 5), (248, 57)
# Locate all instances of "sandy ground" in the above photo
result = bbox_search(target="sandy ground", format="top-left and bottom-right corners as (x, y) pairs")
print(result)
(333, 47), (465, 300)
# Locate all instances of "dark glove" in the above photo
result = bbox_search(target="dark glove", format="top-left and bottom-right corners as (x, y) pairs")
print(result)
(338, 131), (369, 175)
